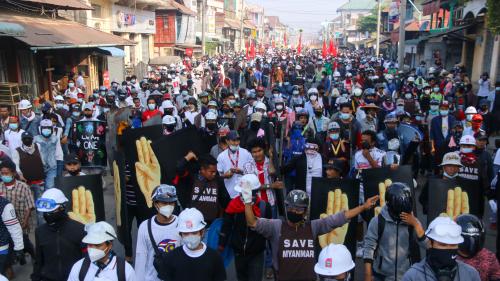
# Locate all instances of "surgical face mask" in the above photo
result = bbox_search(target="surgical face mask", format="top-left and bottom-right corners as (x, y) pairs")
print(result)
(284, 82), (290, 85)
(430, 105), (439, 111)
(340, 112), (350, 120)
(229, 145), (239, 152)
(148, 104), (156, 110)
(273, 94), (280, 99)
(397, 105), (405, 111)
(275, 104), (283, 111)
(72, 111), (81, 117)
(292, 90), (299, 95)
(1, 175), (13, 183)
(131, 79), (136, 83)
(158, 205), (174, 218)
(310, 95), (317, 101)
(440, 110), (449, 116)
(8, 123), (18, 130)
(55, 103), (64, 109)
(329, 133), (339, 140)
(405, 93), (412, 99)
(87, 247), (107, 262)
(466, 115), (473, 121)
(41, 128), (52, 137)
(182, 234), (202, 250)
(443, 171), (457, 179)
(433, 87), (440, 92)
(461, 147), (473, 154)
(68, 83), (75, 88)
(424, 89), (431, 94)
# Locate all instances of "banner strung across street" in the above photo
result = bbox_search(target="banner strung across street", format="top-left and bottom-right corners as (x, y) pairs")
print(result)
(427, 178), (480, 223)
(55, 174), (105, 224)
(75, 120), (107, 167)
(310, 177), (359, 258)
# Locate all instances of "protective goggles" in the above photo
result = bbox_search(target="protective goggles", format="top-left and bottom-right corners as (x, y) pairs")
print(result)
(35, 198), (59, 210)
(151, 185), (177, 201)
(430, 223), (462, 239)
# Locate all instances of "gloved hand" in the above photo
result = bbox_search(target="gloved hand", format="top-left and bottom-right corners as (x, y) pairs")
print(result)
(240, 181), (253, 204)
(15, 250), (25, 265)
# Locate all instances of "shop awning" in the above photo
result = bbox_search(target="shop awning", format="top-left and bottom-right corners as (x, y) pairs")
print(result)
(224, 18), (241, 29)
(0, 22), (25, 36)
(0, 13), (135, 50)
(19, 0), (92, 10)
(149, 56), (182, 65)
(422, 0), (441, 16)
(98, 47), (125, 57)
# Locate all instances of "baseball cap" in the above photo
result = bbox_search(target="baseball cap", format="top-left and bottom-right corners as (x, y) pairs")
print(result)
(439, 152), (463, 167)
(250, 112), (263, 123)
(227, 130), (240, 141)
(64, 153), (80, 164)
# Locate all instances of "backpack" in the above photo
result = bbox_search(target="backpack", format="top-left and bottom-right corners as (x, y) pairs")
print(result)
(376, 214), (421, 265)
(79, 256), (126, 281)
(147, 218), (171, 280)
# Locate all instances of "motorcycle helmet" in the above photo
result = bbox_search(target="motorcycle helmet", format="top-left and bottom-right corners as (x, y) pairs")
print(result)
(385, 182), (413, 221)
(456, 214), (485, 258)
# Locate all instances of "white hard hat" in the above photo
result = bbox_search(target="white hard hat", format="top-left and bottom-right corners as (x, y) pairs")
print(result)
(314, 244), (355, 276)
(18, 99), (32, 110)
(407, 77), (415, 82)
(333, 71), (341, 77)
(353, 88), (363, 97)
(254, 101), (267, 111)
(162, 100), (175, 109)
(54, 95), (64, 101)
(82, 221), (117, 244)
(440, 152), (463, 167)
(37, 188), (68, 212)
(234, 174), (261, 193)
(307, 88), (319, 95)
(346, 72), (352, 77)
(205, 111), (217, 121)
(295, 65), (302, 70)
(459, 135), (476, 146)
(177, 208), (206, 233)
(327, 121), (340, 131)
(464, 106), (477, 115)
(162, 115), (176, 125)
(425, 216), (464, 244)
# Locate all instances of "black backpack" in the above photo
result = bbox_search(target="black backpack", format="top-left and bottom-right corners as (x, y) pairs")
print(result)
(376, 214), (421, 265)
(78, 256), (126, 281)
(147, 218), (171, 279)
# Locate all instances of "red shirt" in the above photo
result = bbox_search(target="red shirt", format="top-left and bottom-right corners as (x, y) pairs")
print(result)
(458, 248), (500, 281)
(255, 161), (269, 202)
(141, 109), (161, 122)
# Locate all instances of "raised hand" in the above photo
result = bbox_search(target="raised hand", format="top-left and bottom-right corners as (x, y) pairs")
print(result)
(113, 161), (122, 227)
(318, 189), (349, 248)
(135, 137), (161, 208)
(374, 179), (392, 217)
(68, 186), (96, 225)
(441, 186), (469, 219)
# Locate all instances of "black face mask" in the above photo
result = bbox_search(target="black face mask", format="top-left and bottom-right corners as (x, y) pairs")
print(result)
(223, 108), (231, 114)
(22, 138), (33, 146)
(362, 141), (371, 150)
(163, 125), (176, 134)
(84, 114), (93, 118)
(286, 211), (304, 223)
(68, 169), (81, 176)
(206, 123), (217, 131)
(385, 128), (397, 139)
(314, 111), (323, 117)
(427, 248), (458, 276)
(250, 121), (260, 131)
(164, 109), (174, 116)
(43, 210), (67, 227)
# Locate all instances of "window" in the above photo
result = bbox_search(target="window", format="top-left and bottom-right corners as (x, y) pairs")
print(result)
(163, 15), (169, 28)
(92, 4), (102, 18)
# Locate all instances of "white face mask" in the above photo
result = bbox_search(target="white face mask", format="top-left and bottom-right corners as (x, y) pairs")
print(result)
(229, 145), (239, 152)
(158, 205), (174, 217)
(310, 95), (317, 101)
(275, 104), (283, 111)
(87, 247), (107, 262)
(68, 83), (75, 88)
(443, 171), (457, 179)
(182, 234), (202, 250)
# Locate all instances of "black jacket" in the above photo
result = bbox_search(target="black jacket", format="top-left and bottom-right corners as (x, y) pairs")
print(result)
(31, 217), (85, 281)
(219, 200), (271, 256)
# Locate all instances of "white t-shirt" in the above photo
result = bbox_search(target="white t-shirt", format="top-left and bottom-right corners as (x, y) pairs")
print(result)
(135, 216), (181, 281)
(354, 148), (386, 170)
(4, 129), (25, 153)
(67, 256), (135, 281)
(217, 147), (253, 198)
(305, 152), (322, 195)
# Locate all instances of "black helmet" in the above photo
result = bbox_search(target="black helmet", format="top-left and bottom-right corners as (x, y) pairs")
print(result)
(285, 190), (309, 209)
(456, 214), (485, 257)
(385, 182), (412, 221)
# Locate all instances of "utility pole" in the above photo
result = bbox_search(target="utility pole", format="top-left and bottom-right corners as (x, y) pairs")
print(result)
(375, 0), (382, 57)
(240, 0), (244, 52)
(397, 0), (406, 68)
(201, 0), (207, 55)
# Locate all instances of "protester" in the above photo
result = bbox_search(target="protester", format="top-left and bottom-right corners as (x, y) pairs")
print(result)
(314, 244), (355, 281)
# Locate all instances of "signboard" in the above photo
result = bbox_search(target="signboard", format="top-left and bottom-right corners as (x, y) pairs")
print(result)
(55, 174), (105, 224)
(112, 5), (156, 34)
(75, 120), (107, 167)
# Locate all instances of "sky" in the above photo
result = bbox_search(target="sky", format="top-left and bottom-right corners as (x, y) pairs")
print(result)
(247, 0), (348, 36)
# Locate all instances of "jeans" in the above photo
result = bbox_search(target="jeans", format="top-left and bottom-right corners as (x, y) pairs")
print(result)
(234, 252), (264, 281)
(0, 252), (8, 275)
(44, 167), (56, 191)
(30, 183), (46, 225)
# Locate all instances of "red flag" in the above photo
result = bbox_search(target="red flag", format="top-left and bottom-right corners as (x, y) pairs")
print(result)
(272, 40), (276, 49)
(245, 40), (249, 59)
(250, 41), (256, 58)
(331, 40), (337, 57)
(328, 39), (334, 55)
(297, 32), (302, 54)
(322, 40), (327, 58)
(283, 33), (287, 47)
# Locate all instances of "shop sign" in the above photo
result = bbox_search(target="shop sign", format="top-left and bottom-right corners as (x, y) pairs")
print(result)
(112, 5), (156, 34)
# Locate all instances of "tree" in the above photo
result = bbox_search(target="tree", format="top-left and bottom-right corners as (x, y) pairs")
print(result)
(357, 13), (378, 33)
(487, 0), (500, 34)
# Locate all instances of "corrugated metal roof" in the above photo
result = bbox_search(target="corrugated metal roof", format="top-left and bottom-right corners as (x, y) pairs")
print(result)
(0, 13), (135, 49)
(19, 0), (92, 10)
(337, 0), (376, 11)
(158, 0), (196, 16)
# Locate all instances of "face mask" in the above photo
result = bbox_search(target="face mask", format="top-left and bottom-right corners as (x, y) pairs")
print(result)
(330, 133), (339, 140)
(295, 106), (303, 111)
(55, 103), (64, 109)
(131, 79), (136, 83)
(148, 104), (156, 110)
(397, 105), (405, 111)
(8, 123), (18, 130)
(443, 171), (457, 179)
(284, 82), (290, 85)
(87, 247), (107, 262)
(466, 115), (473, 121)
(424, 89), (431, 94)
(43, 210), (67, 226)
(433, 87), (440, 92)
(427, 248), (458, 274)
(68, 169), (81, 176)
(430, 105), (439, 111)
(286, 211), (304, 223)
(41, 128), (52, 137)
(68, 83), (75, 88)
(276, 104), (283, 111)
(158, 205), (174, 218)
(310, 95), (317, 101)
(273, 94), (280, 99)
(292, 90), (299, 95)
(1, 175), (13, 183)
(229, 145), (239, 152)
(182, 234), (202, 250)
(206, 123), (217, 130)
(22, 138), (33, 146)
(461, 147), (473, 153)
(405, 94), (412, 99)
(208, 108), (218, 114)
(315, 111), (323, 117)
(340, 112), (350, 120)
(440, 110), (449, 116)
(72, 111), (81, 117)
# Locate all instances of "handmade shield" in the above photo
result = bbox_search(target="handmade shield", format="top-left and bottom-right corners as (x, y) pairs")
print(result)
(75, 120), (107, 167)
(310, 177), (359, 258)
(55, 174), (105, 224)
(427, 178), (480, 223)
(361, 165), (415, 221)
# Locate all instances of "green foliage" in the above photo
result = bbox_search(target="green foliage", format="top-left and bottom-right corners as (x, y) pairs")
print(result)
(357, 13), (378, 33)
(487, 0), (500, 34)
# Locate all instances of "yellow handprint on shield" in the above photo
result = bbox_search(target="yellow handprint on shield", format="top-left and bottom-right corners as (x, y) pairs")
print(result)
(135, 137), (161, 208)
(374, 179), (392, 217)
(440, 187), (469, 219)
(318, 189), (349, 248)
(68, 186), (96, 225)
(113, 161), (122, 227)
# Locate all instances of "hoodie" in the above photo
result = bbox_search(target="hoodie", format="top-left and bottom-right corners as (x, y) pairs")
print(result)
(402, 258), (480, 281)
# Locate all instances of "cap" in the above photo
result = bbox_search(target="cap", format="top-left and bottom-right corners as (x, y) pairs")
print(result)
(21, 131), (33, 139)
(327, 122), (340, 131)
(83, 103), (94, 111)
(162, 115), (176, 125)
(250, 112), (263, 123)
(64, 153), (80, 164)
(227, 130), (240, 141)
(459, 135), (476, 145)
(440, 100), (450, 108)
(440, 152), (463, 167)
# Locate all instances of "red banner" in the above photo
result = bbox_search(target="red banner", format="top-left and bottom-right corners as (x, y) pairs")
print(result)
(103, 71), (110, 89)
(185, 48), (193, 57)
